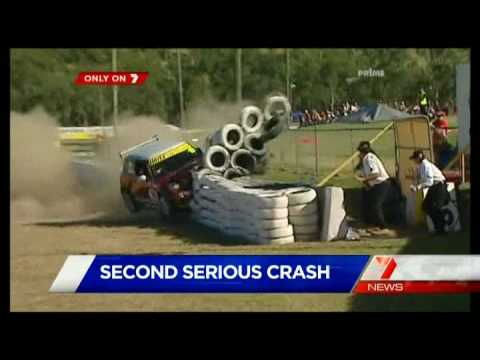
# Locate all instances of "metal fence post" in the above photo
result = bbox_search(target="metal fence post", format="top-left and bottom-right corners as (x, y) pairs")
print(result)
(350, 129), (355, 172)
(295, 132), (299, 174)
(314, 125), (319, 176)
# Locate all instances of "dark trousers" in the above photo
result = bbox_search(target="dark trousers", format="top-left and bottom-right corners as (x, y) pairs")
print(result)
(363, 181), (390, 228)
(423, 182), (450, 233)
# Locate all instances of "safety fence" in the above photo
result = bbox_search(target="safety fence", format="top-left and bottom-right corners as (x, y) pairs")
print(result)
(267, 125), (395, 182)
(266, 125), (459, 185)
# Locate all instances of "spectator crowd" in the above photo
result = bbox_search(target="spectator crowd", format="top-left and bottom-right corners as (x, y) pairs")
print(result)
(292, 93), (455, 128)
(292, 101), (361, 127)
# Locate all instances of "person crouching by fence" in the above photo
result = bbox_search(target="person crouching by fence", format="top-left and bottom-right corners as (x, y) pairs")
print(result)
(354, 141), (397, 236)
(409, 150), (450, 235)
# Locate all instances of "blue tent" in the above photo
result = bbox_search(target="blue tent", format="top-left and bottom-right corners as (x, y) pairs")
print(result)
(337, 103), (414, 123)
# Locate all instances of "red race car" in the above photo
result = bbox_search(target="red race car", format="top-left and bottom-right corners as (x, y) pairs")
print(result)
(119, 136), (203, 220)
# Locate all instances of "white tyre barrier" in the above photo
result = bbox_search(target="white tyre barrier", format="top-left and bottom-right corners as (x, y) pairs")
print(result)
(196, 216), (214, 227)
(270, 235), (295, 245)
(211, 123), (244, 151)
(244, 194), (288, 209)
(198, 209), (217, 221)
(230, 149), (256, 173)
(293, 224), (320, 235)
(190, 200), (204, 213)
(264, 95), (292, 121)
(193, 169), (220, 189)
(288, 201), (318, 216)
(286, 188), (317, 206)
(288, 213), (319, 226)
(194, 168), (217, 180)
(257, 235), (295, 245)
(196, 194), (217, 205)
(254, 208), (289, 219)
(240, 106), (264, 133)
(254, 218), (289, 230)
(259, 225), (293, 238)
(224, 167), (248, 180)
(204, 145), (230, 173)
(244, 133), (267, 156)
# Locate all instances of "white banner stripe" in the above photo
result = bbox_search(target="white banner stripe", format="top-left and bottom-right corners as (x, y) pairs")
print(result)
(49, 255), (96, 292)
(361, 255), (480, 281)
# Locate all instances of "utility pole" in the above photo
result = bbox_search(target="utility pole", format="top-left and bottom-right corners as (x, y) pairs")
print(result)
(286, 48), (290, 100)
(99, 88), (104, 128)
(112, 48), (118, 137)
(236, 48), (242, 103)
(177, 49), (185, 128)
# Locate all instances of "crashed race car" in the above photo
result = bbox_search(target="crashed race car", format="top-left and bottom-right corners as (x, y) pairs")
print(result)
(119, 135), (203, 219)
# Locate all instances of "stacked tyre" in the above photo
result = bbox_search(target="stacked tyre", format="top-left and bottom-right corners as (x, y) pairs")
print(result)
(190, 171), (295, 244)
(190, 171), (326, 244)
(286, 187), (321, 242)
(203, 96), (291, 179)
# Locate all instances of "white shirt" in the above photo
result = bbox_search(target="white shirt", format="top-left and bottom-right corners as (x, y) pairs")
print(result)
(417, 159), (445, 189)
(362, 153), (389, 187)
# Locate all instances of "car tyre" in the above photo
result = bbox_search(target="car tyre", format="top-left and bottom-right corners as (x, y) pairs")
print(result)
(159, 194), (175, 220)
(121, 190), (141, 213)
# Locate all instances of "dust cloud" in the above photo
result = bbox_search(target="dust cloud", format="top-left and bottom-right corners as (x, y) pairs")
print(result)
(184, 97), (254, 130)
(10, 109), (182, 222)
(10, 99), (263, 222)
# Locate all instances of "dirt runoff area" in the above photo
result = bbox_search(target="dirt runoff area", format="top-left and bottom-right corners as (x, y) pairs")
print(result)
(11, 211), (471, 312)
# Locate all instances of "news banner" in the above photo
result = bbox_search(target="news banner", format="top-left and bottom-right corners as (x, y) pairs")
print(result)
(50, 255), (480, 294)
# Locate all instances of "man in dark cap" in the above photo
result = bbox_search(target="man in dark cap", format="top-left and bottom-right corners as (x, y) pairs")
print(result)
(409, 150), (450, 234)
(354, 141), (396, 236)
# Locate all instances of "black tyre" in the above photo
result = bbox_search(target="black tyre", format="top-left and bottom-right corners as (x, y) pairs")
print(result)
(158, 194), (176, 220)
(121, 190), (141, 213)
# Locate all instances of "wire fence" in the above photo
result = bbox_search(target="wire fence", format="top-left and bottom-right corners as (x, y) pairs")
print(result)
(266, 124), (460, 185)
(267, 126), (397, 182)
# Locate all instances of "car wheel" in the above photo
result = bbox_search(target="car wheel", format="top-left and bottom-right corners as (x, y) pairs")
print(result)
(122, 190), (140, 213)
(159, 195), (174, 220)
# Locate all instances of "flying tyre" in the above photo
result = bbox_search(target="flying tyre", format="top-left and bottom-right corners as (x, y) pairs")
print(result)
(240, 106), (264, 133)
(244, 133), (267, 156)
(121, 190), (141, 213)
(231, 149), (256, 173)
(264, 95), (292, 121)
(203, 145), (231, 173)
(211, 124), (244, 151)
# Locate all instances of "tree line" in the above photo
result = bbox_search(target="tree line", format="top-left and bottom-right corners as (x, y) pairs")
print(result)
(10, 48), (470, 127)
